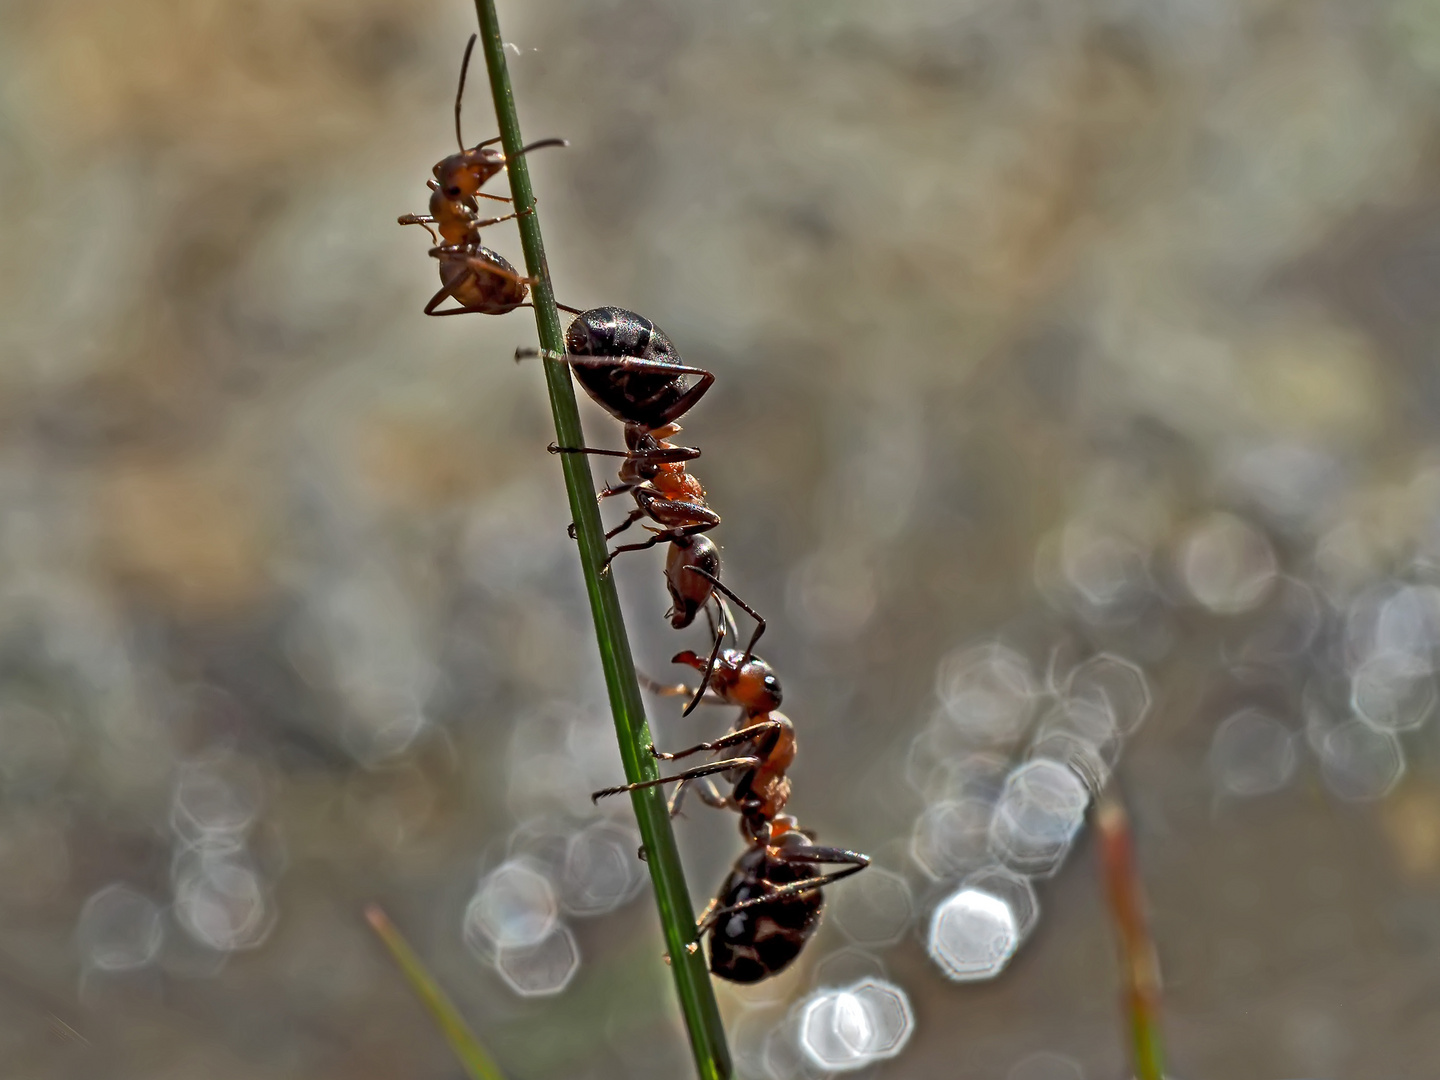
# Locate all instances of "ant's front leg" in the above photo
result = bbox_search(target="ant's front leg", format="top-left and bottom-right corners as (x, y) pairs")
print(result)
(647, 720), (783, 763)
(590, 756), (759, 803)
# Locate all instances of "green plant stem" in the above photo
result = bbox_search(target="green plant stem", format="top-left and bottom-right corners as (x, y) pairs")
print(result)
(1096, 796), (1166, 1080)
(470, 6), (732, 1079)
(365, 905), (507, 1080)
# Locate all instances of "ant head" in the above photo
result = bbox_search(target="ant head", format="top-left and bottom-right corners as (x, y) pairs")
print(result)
(432, 146), (506, 200)
(727, 656), (781, 714)
(664, 536), (720, 629)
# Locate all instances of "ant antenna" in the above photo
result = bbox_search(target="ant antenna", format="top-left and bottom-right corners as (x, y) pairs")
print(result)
(455, 35), (477, 152)
(684, 601), (730, 716)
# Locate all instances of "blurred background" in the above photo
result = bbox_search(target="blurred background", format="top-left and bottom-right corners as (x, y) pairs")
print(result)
(3, 0), (1440, 1076)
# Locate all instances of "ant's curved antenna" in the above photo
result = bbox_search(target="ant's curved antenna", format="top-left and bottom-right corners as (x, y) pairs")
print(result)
(455, 34), (504, 155)
(455, 35), (477, 152)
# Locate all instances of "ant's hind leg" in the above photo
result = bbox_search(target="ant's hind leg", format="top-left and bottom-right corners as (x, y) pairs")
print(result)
(696, 849), (871, 931)
(422, 268), (475, 316)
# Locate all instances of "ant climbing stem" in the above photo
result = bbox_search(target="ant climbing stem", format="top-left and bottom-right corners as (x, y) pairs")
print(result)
(398, 35), (571, 318)
(435, 34), (568, 204)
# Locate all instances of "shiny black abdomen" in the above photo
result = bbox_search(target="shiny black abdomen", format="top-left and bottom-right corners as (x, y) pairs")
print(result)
(565, 307), (691, 428)
(707, 855), (825, 983)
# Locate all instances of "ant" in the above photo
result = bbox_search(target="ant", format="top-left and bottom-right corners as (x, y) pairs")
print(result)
(399, 34), (570, 317)
(518, 307), (716, 432)
(549, 421), (720, 571)
(591, 647), (794, 834)
(698, 815), (870, 983)
(429, 35), (567, 212)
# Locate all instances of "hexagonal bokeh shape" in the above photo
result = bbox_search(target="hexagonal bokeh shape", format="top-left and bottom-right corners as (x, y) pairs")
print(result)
(1209, 708), (1296, 797)
(831, 866), (914, 946)
(847, 978), (914, 1059)
(988, 759), (1089, 876)
(934, 642), (1039, 748)
(1064, 653), (1152, 737)
(911, 798), (992, 881)
(77, 883), (164, 971)
(927, 886), (1019, 982)
(1350, 651), (1437, 732)
(493, 922), (579, 997)
(561, 819), (643, 917)
(1319, 720), (1405, 802)
(798, 978), (912, 1073)
(465, 859), (558, 951)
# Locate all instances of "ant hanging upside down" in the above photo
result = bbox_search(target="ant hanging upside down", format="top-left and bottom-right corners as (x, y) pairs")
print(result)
(593, 665), (868, 982)
(699, 816), (869, 983)
(399, 34), (572, 317)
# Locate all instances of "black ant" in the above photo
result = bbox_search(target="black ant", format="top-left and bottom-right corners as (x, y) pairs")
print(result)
(399, 34), (571, 318)
(698, 815), (870, 983)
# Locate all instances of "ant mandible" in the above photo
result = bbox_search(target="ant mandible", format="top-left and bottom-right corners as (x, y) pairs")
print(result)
(699, 815), (870, 983)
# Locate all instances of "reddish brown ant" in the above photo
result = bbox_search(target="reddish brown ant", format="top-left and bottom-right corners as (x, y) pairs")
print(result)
(399, 34), (571, 318)
(592, 650), (795, 836)
(698, 816), (870, 983)
(430, 35), (567, 208)
(549, 421), (720, 571)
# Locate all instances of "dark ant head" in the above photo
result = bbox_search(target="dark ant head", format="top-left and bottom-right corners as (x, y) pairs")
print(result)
(664, 536), (721, 629)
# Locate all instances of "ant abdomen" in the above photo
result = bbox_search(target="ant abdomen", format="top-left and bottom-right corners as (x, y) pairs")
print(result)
(666, 536), (722, 630)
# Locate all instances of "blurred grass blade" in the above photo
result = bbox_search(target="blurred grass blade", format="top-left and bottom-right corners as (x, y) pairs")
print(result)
(365, 905), (506, 1080)
(469, 3), (732, 1078)
(1096, 796), (1166, 1080)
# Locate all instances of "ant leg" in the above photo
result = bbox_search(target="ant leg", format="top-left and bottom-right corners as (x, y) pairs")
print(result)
(602, 524), (712, 573)
(566, 500), (640, 540)
(591, 756), (759, 803)
(644, 369), (717, 429)
(475, 190), (512, 204)
(463, 254), (537, 288)
(637, 671), (693, 698)
(469, 210), (524, 230)
(559, 354), (718, 386)
(683, 566), (767, 661)
(547, 443), (629, 458)
(650, 720), (784, 762)
(398, 214), (441, 244)
(422, 266), (476, 316)
(605, 508), (646, 541)
(696, 850), (871, 933)
(669, 777), (730, 818)
(638, 670), (730, 709)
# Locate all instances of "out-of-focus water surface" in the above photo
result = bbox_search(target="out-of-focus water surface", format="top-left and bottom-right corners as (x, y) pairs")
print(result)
(3, 0), (1440, 1076)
